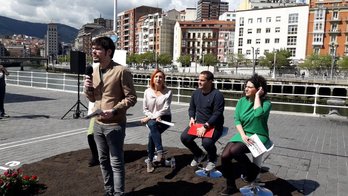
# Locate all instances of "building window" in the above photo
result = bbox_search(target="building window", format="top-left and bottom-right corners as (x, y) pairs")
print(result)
(333, 11), (338, 20)
(256, 39), (261, 44)
(247, 29), (252, 34)
(265, 38), (270, 44)
(288, 25), (298, 34)
(287, 36), (297, 45)
(240, 17), (244, 26)
(256, 28), (261, 33)
(275, 38), (280, 43)
(276, 16), (281, 22)
(248, 18), (253, 24)
(246, 50), (251, 55)
(313, 48), (320, 54)
(238, 38), (243, 46)
(287, 48), (296, 57)
(257, 18), (262, 23)
(238, 48), (243, 54)
(275, 27), (280, 33)
(266, 28), (271, 33)
(330, 35), (337, 43)
(266, 17), (271, 22)
(247, 39), (252, 44)
(315, 9), (324, 20)
(289, 13), (299, 23)
(313, 34), (323, 42)
(239, 28), (244, 36)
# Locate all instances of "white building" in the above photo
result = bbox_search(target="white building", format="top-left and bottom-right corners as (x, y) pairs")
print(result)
(238, 0), (306, 10)
(137, 12), (176, 56)
(180, 8), (197, 21)
(219, 11), (236, 22)
(234, 5), (309, 61)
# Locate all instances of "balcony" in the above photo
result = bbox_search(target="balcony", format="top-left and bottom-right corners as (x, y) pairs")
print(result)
(328, 29), (341, 34)
(329, 17), (342, 23)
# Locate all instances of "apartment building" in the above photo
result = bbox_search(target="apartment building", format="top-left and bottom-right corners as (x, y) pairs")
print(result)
(238, 0), (305, 10)
(234, 5), (309, 61)
(307, 0), (348, 57)
(117, 6), (162, 53)
(136, 12), (176, 56)
(179, 8), (197, 21)
(197, 0), (229, 20)
(46, 23), (58, 59)
(219, 11), (236, 22)
(173, 20), (235, 65)
(74, 23), (107, 55)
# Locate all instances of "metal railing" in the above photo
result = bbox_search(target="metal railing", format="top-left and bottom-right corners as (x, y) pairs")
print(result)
(5, 70), (348, 116)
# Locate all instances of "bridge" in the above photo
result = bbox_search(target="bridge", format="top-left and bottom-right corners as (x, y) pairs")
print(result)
(0, 56), (49, 69)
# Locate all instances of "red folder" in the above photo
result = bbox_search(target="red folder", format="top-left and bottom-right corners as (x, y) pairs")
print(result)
(188, 124), (215, 138)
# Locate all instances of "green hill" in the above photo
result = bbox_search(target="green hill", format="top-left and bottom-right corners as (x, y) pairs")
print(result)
(0, 15), (78, 43)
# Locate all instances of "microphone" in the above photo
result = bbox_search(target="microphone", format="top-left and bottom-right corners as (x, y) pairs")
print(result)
(85, 65), (94, 91)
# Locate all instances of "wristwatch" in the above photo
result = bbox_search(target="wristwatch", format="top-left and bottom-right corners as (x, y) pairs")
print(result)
(203, 124), (209, 130)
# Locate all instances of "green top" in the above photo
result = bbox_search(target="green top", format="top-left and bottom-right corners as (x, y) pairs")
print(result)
(230, 97), (272, 144)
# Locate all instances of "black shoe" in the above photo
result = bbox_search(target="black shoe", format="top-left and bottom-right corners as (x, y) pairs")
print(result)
(241, 164), (260, 182)
(220, 186), (238, 195)
(88, 158), (100, 167)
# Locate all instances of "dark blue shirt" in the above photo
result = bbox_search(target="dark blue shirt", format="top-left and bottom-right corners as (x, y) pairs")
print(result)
(188, 88), (224, 128)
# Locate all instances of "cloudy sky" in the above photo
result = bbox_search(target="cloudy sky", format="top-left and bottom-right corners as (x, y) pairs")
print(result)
(0, 0), (242, 29)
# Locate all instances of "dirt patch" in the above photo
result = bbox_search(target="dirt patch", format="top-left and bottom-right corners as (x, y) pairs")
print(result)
(21, 144), (302, 196)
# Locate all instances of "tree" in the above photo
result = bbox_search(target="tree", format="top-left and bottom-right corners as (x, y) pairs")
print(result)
(299, 54), (332, 75)
(140, 51), (155, 68)
(157, 53), (172, 67)
(126, 53), (137, 66)
(337, 56), (348, 70)
(177, 54), (191, 67)
(202, 53), (218, 70)
(336, 56), (348, 76)
(226, 53), (246, 74)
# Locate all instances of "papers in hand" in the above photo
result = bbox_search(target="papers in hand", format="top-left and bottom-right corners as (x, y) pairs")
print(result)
(246, 134), (267, 158)
(84, 109), (102, 119)
(158, 120), (174, 127)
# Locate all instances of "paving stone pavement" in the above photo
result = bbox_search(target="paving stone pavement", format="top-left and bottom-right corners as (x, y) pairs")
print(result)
(0, 85), (347, 196)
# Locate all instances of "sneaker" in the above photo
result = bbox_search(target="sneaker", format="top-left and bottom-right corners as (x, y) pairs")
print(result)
(0, 113), (9, 118)
(153, 151), (164, 163)
(205, 161), (216, 171)
(190, 153), (207, 167)
(146, 161), (154, 173)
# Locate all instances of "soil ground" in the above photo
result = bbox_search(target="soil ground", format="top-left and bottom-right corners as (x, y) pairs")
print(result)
(22, 144), (303, 196)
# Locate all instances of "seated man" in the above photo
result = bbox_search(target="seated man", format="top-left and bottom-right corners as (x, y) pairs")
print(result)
(180, 71), (225, 171)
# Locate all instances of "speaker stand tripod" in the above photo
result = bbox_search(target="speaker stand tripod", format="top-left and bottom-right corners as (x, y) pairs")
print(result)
(61, 72), (88, 119)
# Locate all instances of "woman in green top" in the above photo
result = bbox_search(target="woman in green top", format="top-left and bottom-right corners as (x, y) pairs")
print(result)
(220, 74), (271, 195)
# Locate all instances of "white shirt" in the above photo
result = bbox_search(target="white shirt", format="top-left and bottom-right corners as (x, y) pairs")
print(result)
(143, 87), (172, 119)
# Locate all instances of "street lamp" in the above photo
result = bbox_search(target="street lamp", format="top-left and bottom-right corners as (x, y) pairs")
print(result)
(330, 43), (337, 80)
(272, 49), (277, 79)
(251, 47), (259, 75)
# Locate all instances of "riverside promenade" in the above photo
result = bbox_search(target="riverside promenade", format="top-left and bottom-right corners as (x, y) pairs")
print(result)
(0, 85), (347, 196)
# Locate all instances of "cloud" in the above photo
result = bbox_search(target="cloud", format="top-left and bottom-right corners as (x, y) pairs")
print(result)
(0, 0), (241, 29)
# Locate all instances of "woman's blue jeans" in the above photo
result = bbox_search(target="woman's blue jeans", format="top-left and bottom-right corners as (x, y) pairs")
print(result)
(147, 115), (171, 161)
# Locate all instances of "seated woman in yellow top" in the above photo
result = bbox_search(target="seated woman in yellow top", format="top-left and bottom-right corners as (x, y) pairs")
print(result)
(220, 74), (271, 195)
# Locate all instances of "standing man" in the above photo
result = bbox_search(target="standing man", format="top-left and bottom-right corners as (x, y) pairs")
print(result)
(84, 36), (137, 196)
(0, 64), (10, 119)
(180, 70), (225, 171)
